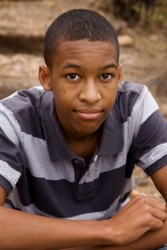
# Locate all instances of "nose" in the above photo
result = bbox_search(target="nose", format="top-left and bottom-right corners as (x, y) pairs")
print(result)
(79, 80), (101, 104)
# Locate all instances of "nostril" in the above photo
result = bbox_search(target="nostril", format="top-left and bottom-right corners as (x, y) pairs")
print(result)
(79, 84), (101, 103)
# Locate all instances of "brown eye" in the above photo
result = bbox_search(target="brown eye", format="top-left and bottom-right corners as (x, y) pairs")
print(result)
(66, 74), (80, 80)
(100, 73), (112, 80)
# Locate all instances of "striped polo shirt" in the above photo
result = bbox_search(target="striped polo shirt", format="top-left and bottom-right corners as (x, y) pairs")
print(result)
(0, 82), (167, 220)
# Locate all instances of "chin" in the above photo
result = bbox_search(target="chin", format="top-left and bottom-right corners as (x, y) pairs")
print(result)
(77, 126), (100, 136)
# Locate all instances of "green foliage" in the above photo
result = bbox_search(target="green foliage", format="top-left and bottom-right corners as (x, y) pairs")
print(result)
(97, 0), (167, 28)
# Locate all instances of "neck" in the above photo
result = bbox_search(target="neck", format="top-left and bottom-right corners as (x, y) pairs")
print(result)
(65, 130), (101, 161)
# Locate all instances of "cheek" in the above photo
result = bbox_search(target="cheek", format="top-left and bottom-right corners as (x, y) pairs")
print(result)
(103, 85), (118, 98)
(103, 88), (118, 108)
(53, 90), (71, 110)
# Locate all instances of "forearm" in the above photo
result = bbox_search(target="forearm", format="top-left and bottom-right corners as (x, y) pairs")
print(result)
(0, 206), (109, 250)
(106, 225), (167, 250)
(0, 195), (166, 249)
(118, 221), (167, 250)
(118, 205), (167, 250)
(59, 219), (167, 250)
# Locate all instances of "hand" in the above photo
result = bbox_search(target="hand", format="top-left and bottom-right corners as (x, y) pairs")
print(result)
(104, 195), (166, 246)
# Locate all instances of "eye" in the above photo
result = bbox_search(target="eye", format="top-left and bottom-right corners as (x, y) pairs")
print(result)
(99, 73), (112, 80)
(66, 73), (80, 80)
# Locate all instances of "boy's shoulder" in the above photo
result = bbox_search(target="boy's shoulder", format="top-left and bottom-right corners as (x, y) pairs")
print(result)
(118, 81), (146, 94)
(115, 81), (158, 124)
(0, 86), (47, 113)
(116, 81), (147, 109)
(0, 87), (52, 140)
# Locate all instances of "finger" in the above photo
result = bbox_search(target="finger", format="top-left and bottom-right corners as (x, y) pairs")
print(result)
(150, 207), (167, 222)
(146, 198), (166, 211)
(131, 195), (166, 212)
(150, 218), (164, 230)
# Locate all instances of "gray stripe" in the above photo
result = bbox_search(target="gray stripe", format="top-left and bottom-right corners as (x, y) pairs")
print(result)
(138, 143), (167, 170)
(22, 132), (75, 182)
(0, 103), (21, 146)
(0, 160), (21, 188)
(130, 86), (159, 138)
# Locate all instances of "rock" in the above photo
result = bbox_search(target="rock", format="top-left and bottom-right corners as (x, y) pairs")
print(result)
(0, 53), (42, 99)
(118, 35), (134, 47)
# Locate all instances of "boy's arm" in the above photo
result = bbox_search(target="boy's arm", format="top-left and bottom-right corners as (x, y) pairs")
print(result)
(47, 217), (167, 250)
(0, 187), (166, 250)
(115, 164), (167, 250)
(59, 207), (167, 250)
(151, 165), (167, 202)
(59, 166), (167, 250)
(0, 187), (104, 250)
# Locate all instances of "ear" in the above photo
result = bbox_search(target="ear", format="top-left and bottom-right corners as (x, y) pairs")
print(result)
(117, 64), (122, 87)
(38, 65), (52, 91)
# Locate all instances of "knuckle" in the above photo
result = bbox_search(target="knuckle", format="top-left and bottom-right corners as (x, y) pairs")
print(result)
(155, 219), (163, 228)
(150, 218), (164, 229)
(137, 194), (147, 202)
(162, 204), (167, 211)
(146, 214), (153, 224)
(135, 194), (146, 203)
(141, 202), (150, 212)
(161, 211), (167, 221)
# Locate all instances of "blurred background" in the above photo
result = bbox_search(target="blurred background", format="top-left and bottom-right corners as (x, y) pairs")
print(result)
(0, 0), (167, 199)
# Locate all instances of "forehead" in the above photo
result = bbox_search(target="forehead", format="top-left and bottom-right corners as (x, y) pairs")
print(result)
(52, 40), (118, 69)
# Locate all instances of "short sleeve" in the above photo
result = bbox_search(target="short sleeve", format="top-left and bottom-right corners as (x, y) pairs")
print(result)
(0, 103), (24, 194)
(126, 86), (167, 176)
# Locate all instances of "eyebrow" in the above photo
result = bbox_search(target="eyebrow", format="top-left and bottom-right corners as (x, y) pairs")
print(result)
(62, 63), (118, 70)
(62, 63), (82, 70)
(99, 63), (118, 70)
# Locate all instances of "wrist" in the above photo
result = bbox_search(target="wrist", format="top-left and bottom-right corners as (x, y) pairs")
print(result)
(95, 220), (118, 246)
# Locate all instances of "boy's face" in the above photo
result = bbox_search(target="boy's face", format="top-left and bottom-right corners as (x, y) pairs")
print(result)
(39, 40), (122, 138)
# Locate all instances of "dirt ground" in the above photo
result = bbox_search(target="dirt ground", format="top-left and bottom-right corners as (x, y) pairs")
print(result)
(0, 0), (167, 202)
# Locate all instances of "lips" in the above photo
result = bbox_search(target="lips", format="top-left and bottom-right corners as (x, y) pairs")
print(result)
(74, 108), (103, 120)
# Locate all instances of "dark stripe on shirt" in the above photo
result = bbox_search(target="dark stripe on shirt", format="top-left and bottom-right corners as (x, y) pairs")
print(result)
(14, 165), (127, 218)
(145, 154), (167, 176)
(0, 175), (13, 194)
(117, 85), (141, 123)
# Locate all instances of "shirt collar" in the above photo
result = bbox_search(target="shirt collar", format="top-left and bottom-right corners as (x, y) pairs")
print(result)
(98, 104), (124, 155)
(41, 92), (123, 162)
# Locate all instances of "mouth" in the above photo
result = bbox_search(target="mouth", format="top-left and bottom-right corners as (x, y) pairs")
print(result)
(74, 108), (104, 120)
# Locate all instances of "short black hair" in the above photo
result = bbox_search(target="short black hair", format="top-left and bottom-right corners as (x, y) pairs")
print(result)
(44, 9), (119, 69)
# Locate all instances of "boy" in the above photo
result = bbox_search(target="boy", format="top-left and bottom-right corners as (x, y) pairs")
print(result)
(0, 8), (167, 250)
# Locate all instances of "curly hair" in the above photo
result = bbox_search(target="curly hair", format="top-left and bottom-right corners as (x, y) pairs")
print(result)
(44, 9), (119, 69)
